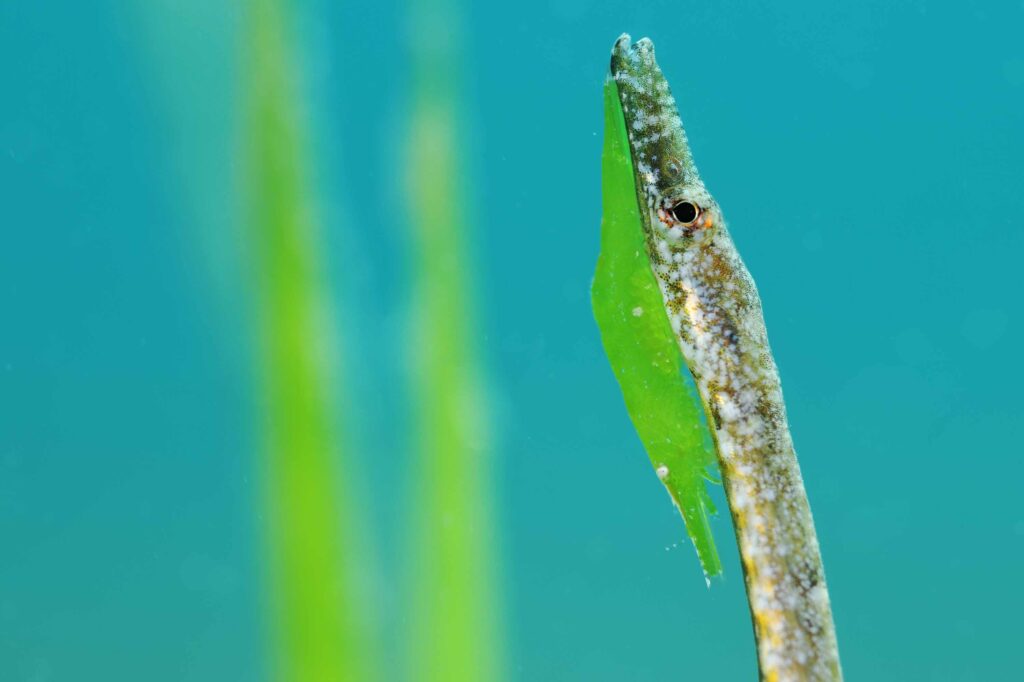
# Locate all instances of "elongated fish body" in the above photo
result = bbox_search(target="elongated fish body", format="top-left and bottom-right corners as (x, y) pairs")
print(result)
(605, 35), (841, 680)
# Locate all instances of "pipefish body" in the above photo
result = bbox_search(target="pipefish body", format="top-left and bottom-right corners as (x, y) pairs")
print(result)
(593, 34), (842, 680)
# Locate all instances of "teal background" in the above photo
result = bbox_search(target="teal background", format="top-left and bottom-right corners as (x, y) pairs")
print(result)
(2, 1), (1022, 680)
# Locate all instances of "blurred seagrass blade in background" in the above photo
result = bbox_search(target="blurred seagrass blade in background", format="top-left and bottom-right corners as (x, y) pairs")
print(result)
(404, 0), (505, 679)
(244, 0), (378, 679)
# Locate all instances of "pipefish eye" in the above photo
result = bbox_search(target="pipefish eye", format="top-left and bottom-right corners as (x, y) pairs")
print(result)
(670, 201), (700, 226)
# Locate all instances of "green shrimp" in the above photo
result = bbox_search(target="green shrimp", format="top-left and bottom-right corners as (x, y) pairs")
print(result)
(593, 34), (842, 681)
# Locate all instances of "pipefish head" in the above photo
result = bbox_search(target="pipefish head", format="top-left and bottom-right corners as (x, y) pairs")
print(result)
(610, 34), (719, 247)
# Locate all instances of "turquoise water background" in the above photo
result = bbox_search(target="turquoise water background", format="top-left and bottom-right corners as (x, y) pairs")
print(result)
(2, 1), (1022, 680)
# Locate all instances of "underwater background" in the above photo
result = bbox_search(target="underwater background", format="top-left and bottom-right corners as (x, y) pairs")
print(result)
(2, 1), (1022, 680)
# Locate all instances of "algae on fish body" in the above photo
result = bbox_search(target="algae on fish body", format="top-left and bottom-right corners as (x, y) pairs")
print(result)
(592, 78), (723, 579)
(244, 0), (377, 679)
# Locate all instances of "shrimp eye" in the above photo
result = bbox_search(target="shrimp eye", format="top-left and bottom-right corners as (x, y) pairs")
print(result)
(670, 201), (700, 225)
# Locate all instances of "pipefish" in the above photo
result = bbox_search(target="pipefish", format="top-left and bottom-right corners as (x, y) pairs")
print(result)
(592, 34), (842, 681)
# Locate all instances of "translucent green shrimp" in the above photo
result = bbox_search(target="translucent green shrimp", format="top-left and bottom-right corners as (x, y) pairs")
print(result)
(593, 34), (842, 680)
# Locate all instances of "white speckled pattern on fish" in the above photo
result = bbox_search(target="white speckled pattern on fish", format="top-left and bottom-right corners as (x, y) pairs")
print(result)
(610, 34), (842, 681)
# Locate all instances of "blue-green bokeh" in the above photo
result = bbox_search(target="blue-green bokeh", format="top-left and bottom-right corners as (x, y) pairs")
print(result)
(2, 1), (1022, 680)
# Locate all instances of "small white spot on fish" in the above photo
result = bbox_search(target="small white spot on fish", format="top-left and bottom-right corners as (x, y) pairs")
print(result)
(632, 306), (644, 317)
